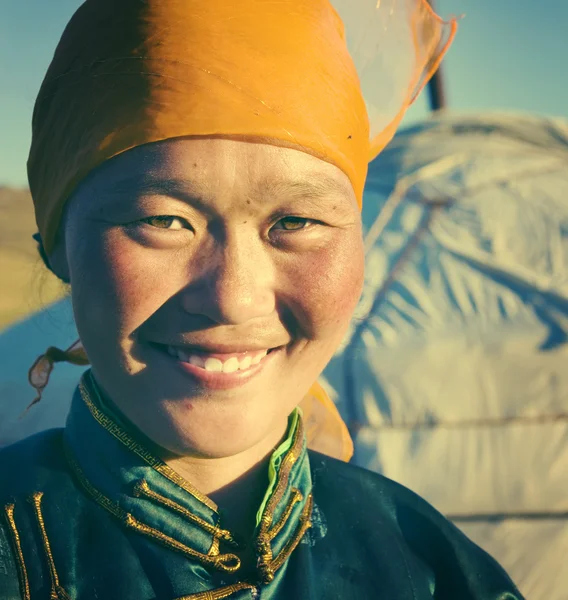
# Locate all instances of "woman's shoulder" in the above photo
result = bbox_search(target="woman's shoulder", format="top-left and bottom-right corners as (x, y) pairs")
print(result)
(0, 430), (90, 600)
(309, 449), (473, 539)
(308, 451), (524, 599)
(0, 429), (71, 501)
(309, 449), (439, 509)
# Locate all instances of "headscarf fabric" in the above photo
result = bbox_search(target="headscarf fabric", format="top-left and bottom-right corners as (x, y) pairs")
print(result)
(29, 0), (456, 253)
(27, 0), (457, 461)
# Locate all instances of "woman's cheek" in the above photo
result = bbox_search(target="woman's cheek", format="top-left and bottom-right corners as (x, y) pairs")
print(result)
(71, 232), (180, 331)
(111, 246), (184, 322)
(287, 234), (365, 335)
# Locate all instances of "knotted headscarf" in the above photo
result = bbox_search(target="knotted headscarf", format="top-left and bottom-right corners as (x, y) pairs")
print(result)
(27, 0), (457, 460)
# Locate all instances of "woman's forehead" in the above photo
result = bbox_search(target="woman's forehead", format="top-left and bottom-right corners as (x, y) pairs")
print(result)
(80, 137), (357, 208)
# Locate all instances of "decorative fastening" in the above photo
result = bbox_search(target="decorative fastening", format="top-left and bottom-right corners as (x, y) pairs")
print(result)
(133, 479), (239, 549)
(29, 491), (72, 600)
(66, 445), (241, 574)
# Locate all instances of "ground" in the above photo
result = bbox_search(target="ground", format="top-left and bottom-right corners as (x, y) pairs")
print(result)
(0, 186), (64, 330)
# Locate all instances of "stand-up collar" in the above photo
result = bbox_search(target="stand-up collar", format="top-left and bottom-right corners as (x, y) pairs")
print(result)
(64, 370), (314, 587)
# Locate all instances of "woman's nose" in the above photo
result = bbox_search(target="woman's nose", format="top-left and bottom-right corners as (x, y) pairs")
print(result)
(181, 240), (277, 325)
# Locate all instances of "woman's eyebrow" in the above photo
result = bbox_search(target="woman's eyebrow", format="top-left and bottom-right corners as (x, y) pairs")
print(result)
(105, 175), (220, 214)
(260, 175), (352, 201)
(108, 175), (200, 198)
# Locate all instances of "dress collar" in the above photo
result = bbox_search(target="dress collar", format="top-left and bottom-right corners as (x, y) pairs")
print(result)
(64, 370), (313, 584)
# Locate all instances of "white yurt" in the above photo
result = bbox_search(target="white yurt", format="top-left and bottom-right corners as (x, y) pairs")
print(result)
(324, 111), (568, 600)
(1, 112), (567, 599)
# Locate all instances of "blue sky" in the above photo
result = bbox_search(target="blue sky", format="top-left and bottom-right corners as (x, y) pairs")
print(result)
(0, 0), (566, 186)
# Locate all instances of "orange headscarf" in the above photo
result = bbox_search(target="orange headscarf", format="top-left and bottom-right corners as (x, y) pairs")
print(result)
(27, 0), (457, 461)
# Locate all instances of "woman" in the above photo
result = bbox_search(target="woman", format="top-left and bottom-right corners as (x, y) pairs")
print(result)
(0, 1), (524, 598)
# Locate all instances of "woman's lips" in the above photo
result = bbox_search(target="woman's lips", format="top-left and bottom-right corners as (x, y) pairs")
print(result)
(156, 344), (280, 390)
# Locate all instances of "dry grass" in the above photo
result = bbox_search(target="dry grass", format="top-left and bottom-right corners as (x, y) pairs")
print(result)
(0, 186), (66, 331)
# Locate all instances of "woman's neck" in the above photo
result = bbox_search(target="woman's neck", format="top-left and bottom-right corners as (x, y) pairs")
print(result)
(90, 373), (289, 538)
(164, 421), (288, 539)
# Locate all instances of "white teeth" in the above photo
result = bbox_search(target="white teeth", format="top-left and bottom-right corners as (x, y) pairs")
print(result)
(239, 355), (252, 370)
(222, 357), (240, 373)
(204, 357), (223, 372)
(169, 346), (270, 372)
(189, 355), (205, 368)
(177, 349), (190, 362)
(251, 351), (267, 365)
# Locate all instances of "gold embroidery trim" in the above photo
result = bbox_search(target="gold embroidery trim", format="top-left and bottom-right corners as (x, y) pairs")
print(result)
(176, 582), (256, 600)
(29, 492), (72, 600)
(253, 416), (310, 583)
(267, 488), (303, 542)
(259, 417), (305, 530)
(65, 446), (240, 574)
(256, 493), (313, 584)
(270, 493), (313, 574)
(3, 504), (31, 600)
(133, 479), (239, 549)
(80, 372), (217, 512)
(64, 446), (124, 520)
(208, 536), (220, 557)
(123, 514), (240, 573)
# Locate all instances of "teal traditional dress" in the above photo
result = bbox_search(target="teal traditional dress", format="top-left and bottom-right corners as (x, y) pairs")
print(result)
(0, 371), (523, 599)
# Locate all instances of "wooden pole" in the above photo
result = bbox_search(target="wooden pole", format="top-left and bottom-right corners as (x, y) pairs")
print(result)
(425, 0), (447, 111)
(427, 67), (446, 111)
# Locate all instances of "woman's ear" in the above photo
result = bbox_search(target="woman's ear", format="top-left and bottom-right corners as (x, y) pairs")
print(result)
(33, 232), (70, 284)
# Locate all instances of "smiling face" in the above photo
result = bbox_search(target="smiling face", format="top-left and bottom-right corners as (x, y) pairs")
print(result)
(56, 138), (364, 458)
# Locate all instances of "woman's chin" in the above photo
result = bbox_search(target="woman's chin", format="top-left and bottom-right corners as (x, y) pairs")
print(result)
(92, 342), (302, 458)
(135, 397), (290, 460)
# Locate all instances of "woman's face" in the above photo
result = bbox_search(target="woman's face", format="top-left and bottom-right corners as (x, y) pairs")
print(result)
(58, 138), (364, 458)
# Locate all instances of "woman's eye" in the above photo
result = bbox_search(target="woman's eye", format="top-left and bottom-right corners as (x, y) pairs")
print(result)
(272, 216), (314, 231)
(139, 215), (189, 230)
